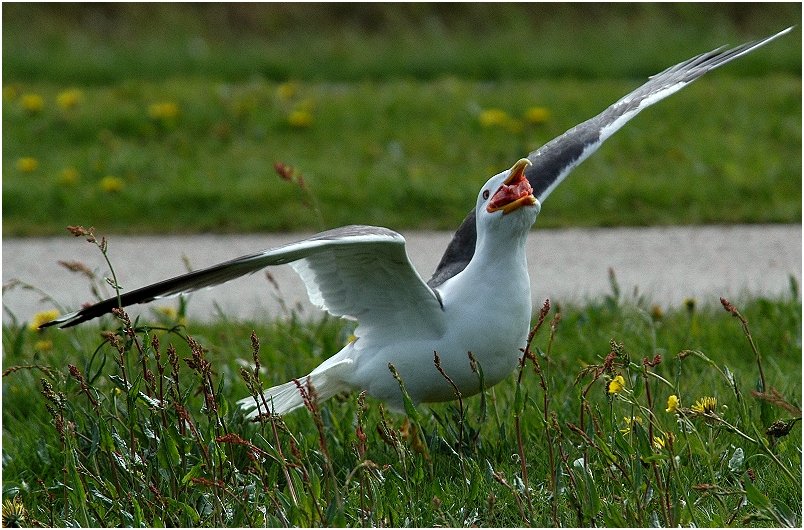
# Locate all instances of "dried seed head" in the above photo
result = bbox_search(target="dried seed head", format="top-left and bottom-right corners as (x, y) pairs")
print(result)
(111, 307), (132, 329)
(240, 368), (254, 388)
(250, 330), (261, 377)
(107, 332), (124, 354)
(66, 225), (96, 243)
(468, 351), (478, 374)
(216, 432), (246, 445)
(168, 344), (179, 371)
(357, 390), (367, 413)
(720, 297), (748, 324)
(54, 415), (65, 441)
(274, 161), (294, 181)
(151, 334), (161, 359)
(250, 330), (260, 356)
(67, 364), (82, 382)
(720, 297), (737, 315)
(766, 418), (800, 439)
(643, 354), (662, 368)
(58, 260), (94, 279)
(40, 379), (56, 401)
(185, 336), (211, 375)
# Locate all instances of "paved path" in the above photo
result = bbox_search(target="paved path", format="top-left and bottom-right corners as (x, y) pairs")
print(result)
(3, 225), (800, 326)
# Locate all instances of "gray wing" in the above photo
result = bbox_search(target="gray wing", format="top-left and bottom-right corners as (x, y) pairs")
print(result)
(526, 26), (793, 202)
(428, 27), (792, 288)
(43, 225), (446, 336)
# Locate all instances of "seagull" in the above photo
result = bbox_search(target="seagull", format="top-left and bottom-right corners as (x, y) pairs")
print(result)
(46, 159), (540, 415)
(41, 28), (791, 416)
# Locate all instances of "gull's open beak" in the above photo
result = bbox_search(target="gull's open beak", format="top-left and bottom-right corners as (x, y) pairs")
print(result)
(486, 158), (537, 214)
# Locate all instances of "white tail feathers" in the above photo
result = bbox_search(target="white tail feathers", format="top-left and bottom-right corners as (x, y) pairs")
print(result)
(237, 372), (345, 417)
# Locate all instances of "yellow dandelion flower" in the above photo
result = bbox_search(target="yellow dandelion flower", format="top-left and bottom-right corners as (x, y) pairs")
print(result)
(666, 394), (679, 413)
(29, 309), (60, 331)
(16, 157), (39, 173)
(148, 101), (180, 120)
(684, 297), (696, 313)
(1, 496), (27, 528)
(607, 374), (626, 394)
(692, 396), (717, 414)
(287, 109), (313, 128)
(57, 88), (83, 110)
(524, 106), (550, 124)
(21, 93), (44, 113)
(34, 339), (53, 352)
(276, 81), (298, 101)
(653, 435), (665, 449)
(58, 167), (80, 185)
(99, 175), (124, 193)
(479, 108), (511, 128)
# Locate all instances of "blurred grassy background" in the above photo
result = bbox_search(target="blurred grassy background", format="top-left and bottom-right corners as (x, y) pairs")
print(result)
(3, 3), (801, 235)
(5, 3), (801, 82)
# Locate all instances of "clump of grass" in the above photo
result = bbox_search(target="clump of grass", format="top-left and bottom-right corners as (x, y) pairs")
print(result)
(2, 234), (801, 526)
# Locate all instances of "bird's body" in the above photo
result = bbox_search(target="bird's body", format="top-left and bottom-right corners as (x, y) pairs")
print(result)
(273, 196), (532, 413)
(41, 28), (792, 416)
(235, 159), (539, 415)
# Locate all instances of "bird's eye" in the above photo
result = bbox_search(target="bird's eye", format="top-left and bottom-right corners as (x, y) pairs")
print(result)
(482, 189), (490, 200)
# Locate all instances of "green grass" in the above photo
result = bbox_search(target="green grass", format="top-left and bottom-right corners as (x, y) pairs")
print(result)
(3, 284), (801, 526)
(2, 4), (801, 236)
(4, 4), (800, 84)
(3, 6), (801, 526)
(3, 75), (801, 236)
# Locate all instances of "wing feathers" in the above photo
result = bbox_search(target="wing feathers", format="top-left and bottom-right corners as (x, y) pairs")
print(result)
(42, 225), (443, 331)
(528, 27), (792, 203)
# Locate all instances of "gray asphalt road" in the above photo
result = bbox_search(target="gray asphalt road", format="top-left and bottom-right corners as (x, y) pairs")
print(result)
(3, 224), (800, 326)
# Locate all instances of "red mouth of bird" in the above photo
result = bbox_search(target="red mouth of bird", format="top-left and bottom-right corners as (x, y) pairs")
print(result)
(486, 159), (537, 214)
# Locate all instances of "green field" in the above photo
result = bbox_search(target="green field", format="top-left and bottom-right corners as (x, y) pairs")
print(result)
(3, 288), (801, 526)
(3, 4), (801, 236)
(2, 5), (801, 527)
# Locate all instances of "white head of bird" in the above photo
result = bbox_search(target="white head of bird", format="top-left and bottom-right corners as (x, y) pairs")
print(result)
(474, 158), (541, 253)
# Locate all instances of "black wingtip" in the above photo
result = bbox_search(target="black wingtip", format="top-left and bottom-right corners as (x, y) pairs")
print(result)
(37, 298), (122, 329)
(38, 311), (83, 330)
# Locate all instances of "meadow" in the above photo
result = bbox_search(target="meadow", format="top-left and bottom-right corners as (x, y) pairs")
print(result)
(3, 4), (801, 235)
(2, 266), (801, 526)
(2, 4), (802, 527)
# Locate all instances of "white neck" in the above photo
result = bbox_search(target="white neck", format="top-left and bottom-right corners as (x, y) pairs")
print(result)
(437, 223), (532, 313)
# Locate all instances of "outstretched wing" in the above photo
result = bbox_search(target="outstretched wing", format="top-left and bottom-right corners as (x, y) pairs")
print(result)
(42, 225), (446, 337)
(428, 27), (792, 288)
(526, 27), (793, 202)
